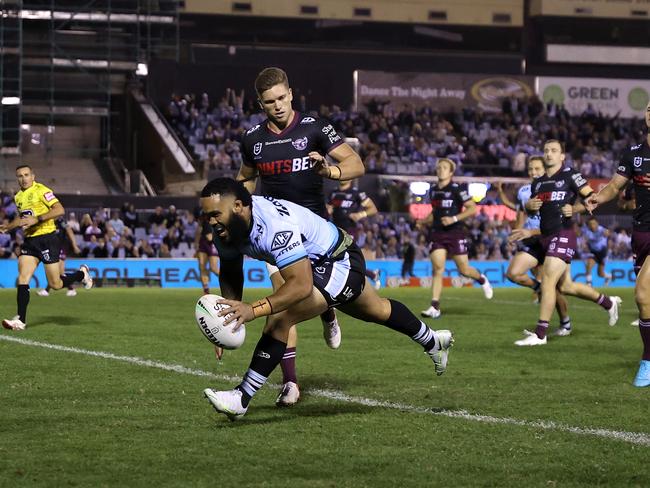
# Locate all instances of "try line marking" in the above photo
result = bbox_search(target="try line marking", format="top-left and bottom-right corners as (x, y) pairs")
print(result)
(2, 334), (649, 447)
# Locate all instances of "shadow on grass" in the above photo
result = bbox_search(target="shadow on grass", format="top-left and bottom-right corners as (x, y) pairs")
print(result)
(27, 315), (91, 327)
(208, 401), (374, 428)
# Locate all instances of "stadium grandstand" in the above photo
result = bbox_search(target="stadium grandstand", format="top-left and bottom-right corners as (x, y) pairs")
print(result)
(1, 0), (650, 485)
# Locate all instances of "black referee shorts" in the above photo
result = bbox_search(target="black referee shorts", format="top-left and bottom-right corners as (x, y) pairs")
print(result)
(21, 232), (62, 265)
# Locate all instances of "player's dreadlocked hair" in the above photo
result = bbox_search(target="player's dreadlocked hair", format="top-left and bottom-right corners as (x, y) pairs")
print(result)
(201, 178), (252, 207)
(255, 67), (289, 95)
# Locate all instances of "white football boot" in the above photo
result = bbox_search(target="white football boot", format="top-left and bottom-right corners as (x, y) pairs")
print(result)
(276, 381), (301, 407)
(2, 315), (26, 331)
(631, 319), (640, 327)
(37, 289), (49, 297)
(203, 388), (248, 421)
(480, 275), (493, 299)
(80, 264), (93, 290)
(425, 330), (454, 376)
(421, 306), (441, 319)
(515, 330), (547, 346)
(66, 289), (77, 297)
(552, 327), (571, 337)
(322, 316), (341, 349)
(607, 296), (622, 326)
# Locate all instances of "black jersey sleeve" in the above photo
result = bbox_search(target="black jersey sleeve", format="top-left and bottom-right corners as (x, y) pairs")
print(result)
(315, 118), (344, 154)
(240, 125), (261, 167)
(617, 148), (634, 179)
(568, 168), (590, 197)
(457, 183), (472, 204)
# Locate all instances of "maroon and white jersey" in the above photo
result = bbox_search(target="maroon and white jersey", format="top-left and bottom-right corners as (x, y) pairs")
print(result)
(241, 112), (343, 216)
(531, 166), (589, 236)
(617, 141), (650, 232)
(428, 181), (471, 232)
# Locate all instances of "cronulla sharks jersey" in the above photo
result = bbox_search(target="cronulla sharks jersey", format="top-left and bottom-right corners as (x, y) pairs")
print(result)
(515, 184), (541, 230)
(217, 195), (340, 269)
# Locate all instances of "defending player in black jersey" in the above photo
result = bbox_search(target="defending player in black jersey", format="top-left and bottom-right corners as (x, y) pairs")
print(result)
(327, 179), (381, 289)
(416, 158), (493, 319)
(514, 140), (621, 346)
(587, 101), (650, 386)
(236, 67), (365, 405)
(38, 217), (81, 297)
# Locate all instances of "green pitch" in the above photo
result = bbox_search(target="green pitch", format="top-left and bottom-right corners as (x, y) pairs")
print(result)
(0, 287), (647, 487)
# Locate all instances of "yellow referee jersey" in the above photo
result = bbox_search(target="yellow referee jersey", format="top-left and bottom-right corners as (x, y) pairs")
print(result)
(14, 182), (60, 237)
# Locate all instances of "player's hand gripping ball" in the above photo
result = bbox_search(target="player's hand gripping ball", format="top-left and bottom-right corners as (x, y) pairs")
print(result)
(195, 294), (246, 349)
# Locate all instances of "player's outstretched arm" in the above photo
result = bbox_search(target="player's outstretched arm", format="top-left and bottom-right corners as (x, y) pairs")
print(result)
(218, 255), (244, 301)
(588, 174), (629, 211)
(497, 182), (516, 211)
(313, 143), (365, 181)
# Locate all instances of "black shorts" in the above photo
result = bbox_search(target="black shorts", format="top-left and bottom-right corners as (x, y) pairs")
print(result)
(21, 232), (62, 265)
(587, 247), (608, 265)
(311, 243), (366, 308)
(519, 236), (545, 264)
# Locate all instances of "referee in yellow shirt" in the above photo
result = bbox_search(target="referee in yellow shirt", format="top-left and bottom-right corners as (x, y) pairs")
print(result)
(0, 165), (93, 330)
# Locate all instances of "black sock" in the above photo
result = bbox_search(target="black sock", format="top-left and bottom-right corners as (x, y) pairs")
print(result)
(17, 285), (30, 323)
(430, 299), (440, 309)
(236, 333), (287, 407)
(320, 308), (336, 324)
(383, 299), (438, 351)
(61, 270), (84, 288)
(45, 286), (51, 292)
(532, 280), (541, 292)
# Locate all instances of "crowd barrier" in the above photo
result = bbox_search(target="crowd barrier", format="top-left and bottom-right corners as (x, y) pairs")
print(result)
(0, 258), (636, 289)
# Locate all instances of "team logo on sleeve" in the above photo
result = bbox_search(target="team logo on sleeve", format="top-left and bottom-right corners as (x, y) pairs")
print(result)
(253, 142), (262, 156)
(634, 157), (643, 168)
(246, 124), (261, 135)
(44, 191), (56, 202)
(271, 231), (293, 251)
(292, 137), (308, 150)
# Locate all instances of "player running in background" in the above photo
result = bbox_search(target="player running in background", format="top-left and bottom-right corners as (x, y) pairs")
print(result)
(418, 158), (493, 319)
(586, 101), (650, 386)
(195, 216), (220, 295)
(514, 140), (621, 346)
(507, 156), (572, 336)
(199, 178), (454, 421)
(327, 179), (381, 289)
(581, 216), (612, 286)
(236, 67), (365, 406)
(1, 165), (93, 330)
(38, 217), (81, 297)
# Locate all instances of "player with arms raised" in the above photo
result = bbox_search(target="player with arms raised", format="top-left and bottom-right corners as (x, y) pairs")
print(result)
(236, 67), (365, 405)
(1, 165), (92, 330)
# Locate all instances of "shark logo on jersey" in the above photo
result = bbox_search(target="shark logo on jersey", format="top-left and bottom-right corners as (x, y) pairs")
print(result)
(271, 231), (293, 251)
(555, 180), (564, 188)
(253, 142), (262, 156)
(300, 117), (316, 124)
(634, 157), (643, 168)
(292, 137), (308, 150)
(246, 124), (261, 135)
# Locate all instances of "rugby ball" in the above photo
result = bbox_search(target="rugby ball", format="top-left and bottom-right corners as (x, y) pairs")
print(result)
(195, 294), (246, 349)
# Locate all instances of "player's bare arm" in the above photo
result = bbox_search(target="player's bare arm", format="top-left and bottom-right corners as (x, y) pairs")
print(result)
(497, 182), (516, 210)
(236, 164), (258, 194)
(441, 199), (477, 227)
(509, 227), (541, 243)
(526, 196), (543, 212)
(312, 143), (364, 181)
(218, 257), (313, 329)
(587, 174), (629, 211)
(350, 196), (378, 223)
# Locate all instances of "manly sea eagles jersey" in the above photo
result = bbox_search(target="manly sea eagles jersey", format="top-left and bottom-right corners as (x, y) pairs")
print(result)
(515, 184), (541, 230)
(328, 187), (368, 229)
(241, 112), (344, 217)
(428, 181), (472, 232)
(215, 195), (340, 270)
(617, 141), (650, 232)
(530, 166), (590, 236)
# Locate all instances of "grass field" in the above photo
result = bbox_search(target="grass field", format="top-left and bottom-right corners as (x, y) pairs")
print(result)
(1, 286), (648, 487)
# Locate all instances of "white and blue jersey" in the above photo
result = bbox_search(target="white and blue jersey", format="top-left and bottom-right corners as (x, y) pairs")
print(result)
(516, 184), (541, 230)
(583, 225), (608, 252)
(218, 195), (339, 269)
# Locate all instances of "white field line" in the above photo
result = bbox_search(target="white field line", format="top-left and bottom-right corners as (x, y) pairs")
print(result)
(1, 334), (649, 447)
